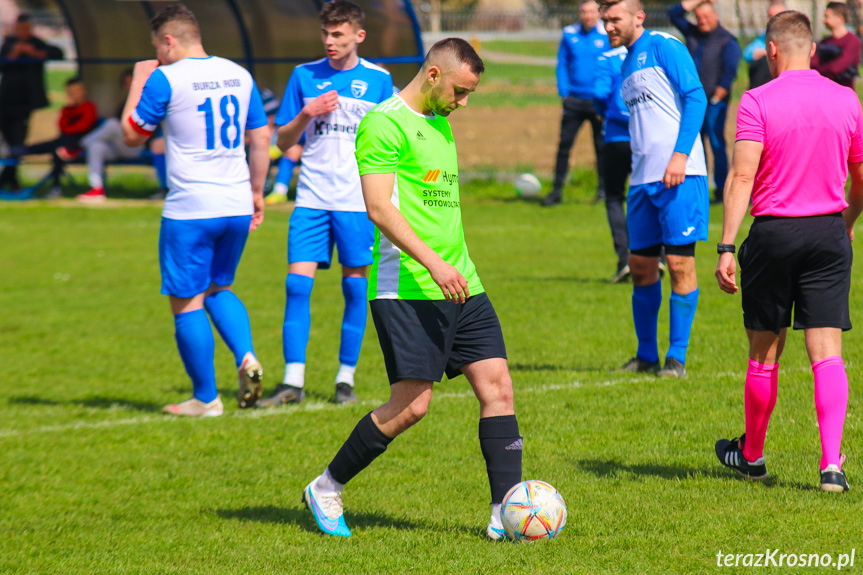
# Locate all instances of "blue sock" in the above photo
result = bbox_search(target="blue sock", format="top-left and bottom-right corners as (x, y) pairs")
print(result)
(667, 288), (699, 364)
(284, 273), (314, 364)
(174, 309), (217, 403)
(152, 153), (167, 189)
(204, 290), (254, 368)
(632, 280), (662, 364)
(276, 157), (296, 187)
(340, 277), (368, 367)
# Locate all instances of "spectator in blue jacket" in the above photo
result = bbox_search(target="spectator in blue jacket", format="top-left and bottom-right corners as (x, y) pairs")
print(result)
(743, 1), (786, 89)
(669, 0), (741, 202)
(542, 0), (609, 206)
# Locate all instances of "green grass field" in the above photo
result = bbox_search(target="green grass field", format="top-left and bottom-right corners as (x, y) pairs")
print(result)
(1, 183), (861, 574)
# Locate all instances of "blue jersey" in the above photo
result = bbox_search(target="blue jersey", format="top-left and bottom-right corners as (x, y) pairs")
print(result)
(556, 23), (610, 99)
(621, 31), (707, 186)
(594, 46), (630, 143)
(132, 56), (267, 220)
(275, 58), (393, 212)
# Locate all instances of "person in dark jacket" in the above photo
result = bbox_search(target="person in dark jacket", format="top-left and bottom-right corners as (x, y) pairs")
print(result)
(743, 1), (787, 89)
(811, 1), (862, 89)
(669, 0), (741, 203)
(0, 14), (64, 190)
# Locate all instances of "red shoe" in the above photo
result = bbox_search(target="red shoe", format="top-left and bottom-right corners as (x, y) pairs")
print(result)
(56, 146), (83, 162)
(77, 187), (106, 202)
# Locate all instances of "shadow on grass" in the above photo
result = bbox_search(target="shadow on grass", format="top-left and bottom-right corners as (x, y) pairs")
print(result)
(508, 276), (613, 285)
(189, 386), (341, 405)
(575, 458), (816, 491)
(9, 395), (162, 412)
(214, 505), (423, 534)
(576, 458), (730, 481)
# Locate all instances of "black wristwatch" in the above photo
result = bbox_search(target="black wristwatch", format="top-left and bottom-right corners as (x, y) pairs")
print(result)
(717, 243), (736, 254)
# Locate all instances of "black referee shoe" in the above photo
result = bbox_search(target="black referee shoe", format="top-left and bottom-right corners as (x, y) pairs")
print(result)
(821, 462), (850, 493)
(715, 434), (767, 480)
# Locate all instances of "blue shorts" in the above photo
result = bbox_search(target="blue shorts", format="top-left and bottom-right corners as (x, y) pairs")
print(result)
(627, 176), (709, 250)
(288, 207), (374, 269)
(159, 216), (251, 298)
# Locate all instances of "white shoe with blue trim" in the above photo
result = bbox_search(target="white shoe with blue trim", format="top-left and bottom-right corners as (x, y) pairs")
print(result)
(303, 479), (352, 537)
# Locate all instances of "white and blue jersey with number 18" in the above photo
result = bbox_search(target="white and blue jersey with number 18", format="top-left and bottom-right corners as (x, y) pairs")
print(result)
(131, 56), (268, 220)
(275, 58), (393, 212)
(621, 31), (707, 187)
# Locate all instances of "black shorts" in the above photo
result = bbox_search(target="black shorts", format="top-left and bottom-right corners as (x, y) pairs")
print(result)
(369, 292), (507, 384)
(740, 213), (852, 334)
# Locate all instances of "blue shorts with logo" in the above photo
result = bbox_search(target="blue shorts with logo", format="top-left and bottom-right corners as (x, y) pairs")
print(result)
(159, 216), (251, 298)
(627, 176), (709, 250)
(288, 206), (374, 269)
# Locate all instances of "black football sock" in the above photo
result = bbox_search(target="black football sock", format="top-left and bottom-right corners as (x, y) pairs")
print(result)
(327, 411), (393, 485)
(479, 414), (523, 503)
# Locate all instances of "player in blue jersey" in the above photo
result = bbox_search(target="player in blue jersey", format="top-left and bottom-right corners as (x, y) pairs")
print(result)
(121, 3), (271, 416)
(257, 0), (394, 407)
(594, 43), (631, 282)
(602, 0), (709, 378)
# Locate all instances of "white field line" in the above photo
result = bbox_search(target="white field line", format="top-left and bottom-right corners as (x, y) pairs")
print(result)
(0, 376), (653, 438)
(0, 363), (831, 438)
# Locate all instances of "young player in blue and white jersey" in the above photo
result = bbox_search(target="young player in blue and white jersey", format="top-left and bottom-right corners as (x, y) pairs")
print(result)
(257, 0), (393, 408)
(602, 0), (708, 378)
(121, 3), (271, 416)
(594, 42), (631, 282)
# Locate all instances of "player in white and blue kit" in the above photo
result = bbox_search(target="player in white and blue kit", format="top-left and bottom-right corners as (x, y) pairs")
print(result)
(122, 4), (271, 416)
(602, 0), (708, 378)
(258, 0), (394, 407)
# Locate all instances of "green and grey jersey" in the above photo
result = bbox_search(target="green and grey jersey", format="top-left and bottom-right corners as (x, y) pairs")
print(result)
(355, 95), (484, 301)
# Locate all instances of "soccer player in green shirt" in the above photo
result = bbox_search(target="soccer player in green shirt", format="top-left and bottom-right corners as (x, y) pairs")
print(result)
(301, 39), (522, 540)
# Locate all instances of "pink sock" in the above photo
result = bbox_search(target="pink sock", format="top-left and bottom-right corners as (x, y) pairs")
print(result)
(813, 356), (849, 471)
(742, 359), (778, 462)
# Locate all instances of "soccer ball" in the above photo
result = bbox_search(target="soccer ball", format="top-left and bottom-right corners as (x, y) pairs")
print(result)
(514, 173), (542, 198)
(500, 480), (567, 542)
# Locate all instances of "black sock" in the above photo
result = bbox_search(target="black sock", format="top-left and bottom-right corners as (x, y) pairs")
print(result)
(328, 412), (393, 485)
(479, 414), (522, 503)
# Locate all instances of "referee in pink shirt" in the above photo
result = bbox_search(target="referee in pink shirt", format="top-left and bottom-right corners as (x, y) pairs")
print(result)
(714, 10), (863, 492)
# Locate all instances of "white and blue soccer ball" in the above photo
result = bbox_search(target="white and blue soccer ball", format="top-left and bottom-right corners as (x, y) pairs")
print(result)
(514, 173), (542, 198)
(501, 480), (567, 542)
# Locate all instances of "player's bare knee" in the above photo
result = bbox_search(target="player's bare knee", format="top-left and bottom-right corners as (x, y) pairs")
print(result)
(494, 386), (515, 413)
(476, 373), (514, 413)
(404, 398), (430, 426)
(628, 254), (660, 285)
(495, 374), (515, 409)
(666, 257), (691, 277)
(630, 266), (660, 286)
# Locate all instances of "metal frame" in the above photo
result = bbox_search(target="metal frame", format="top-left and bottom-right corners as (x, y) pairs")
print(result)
(53, 0), (424, 72)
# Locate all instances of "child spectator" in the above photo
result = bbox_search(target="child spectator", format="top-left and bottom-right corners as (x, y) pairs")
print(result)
(7, 76), (98, 197)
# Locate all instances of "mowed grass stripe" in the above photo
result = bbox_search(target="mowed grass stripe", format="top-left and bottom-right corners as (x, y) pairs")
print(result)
(0, 377), (656, 437)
